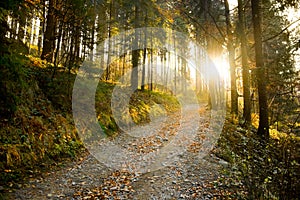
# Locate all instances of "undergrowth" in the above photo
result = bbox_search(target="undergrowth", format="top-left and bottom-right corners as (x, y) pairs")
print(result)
(0, 53), (82, 186)
(216, 119), (300, 199)
(0, 52), (181, 187)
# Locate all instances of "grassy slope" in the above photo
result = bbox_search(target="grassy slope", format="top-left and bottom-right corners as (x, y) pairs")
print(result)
(0, 53), (180, 186)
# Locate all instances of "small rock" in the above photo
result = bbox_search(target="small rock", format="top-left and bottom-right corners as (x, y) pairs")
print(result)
(110, 186), (118, 190)
(123, 186), (130, 192)
(218, 160), (228, 166)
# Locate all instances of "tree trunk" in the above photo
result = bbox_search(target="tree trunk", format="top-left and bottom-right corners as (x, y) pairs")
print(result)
(37, 0), (45, 55)
(173, 31), (177, 95)
(238, 0), (251, 126)
(106, 0), (113, 81)
(9, 18), (15, 39)
(131, 1), (140, 89)
(182, 57), (187, 93)
(41, 0), (56, 62)
(150, 41), (153, 91)
(18, 7), (26, 43)
(141, 35), (147, 91)
(225, 0), (238, 117)
(52, 20), (63, 79)
(195, 32), (202, 95)
(96, 3), (107, 80)
(74, 26), (80, 66)
(141, 11), (148, 91)
(251, 0), (269, 138)
(90, 0), (97, 61)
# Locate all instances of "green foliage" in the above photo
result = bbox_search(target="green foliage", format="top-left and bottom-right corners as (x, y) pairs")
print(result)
(0, 51), (182, 187)
(0, 52), (29, 118)
(275, 0), (300, 10)
(0, 0), (22, 10)
(0, 54), (83, 186)
(217, 121), (300, 199)
(94, 82), (180, 136)
(128, 90), (180, 124)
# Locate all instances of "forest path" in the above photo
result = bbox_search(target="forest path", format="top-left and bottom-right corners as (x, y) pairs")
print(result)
(7, 105), (233, 199)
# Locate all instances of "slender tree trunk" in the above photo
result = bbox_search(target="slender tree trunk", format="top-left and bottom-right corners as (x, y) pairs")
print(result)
(97, 4), (107, 79)
(61, 23), (67, 64)
(161, 52), (165, 92)
(74, 26), (80, 66)
(238, 0), (251, 126)
(122, 53), (126, 76)
(37, 0), (45, 55)
(68, 29), (75, 70)
(18, 8), (26, 43)
(203, 1), (215, 109)
(166, 42), (171, 93)
(141, 11), (148, 91)
(28, 16), (36, 53)
(141, 32), (147, 91)
(162, 52), (167, 92)
(106, 0), (113, 81)
(90, 0), (97, 61)
(173, 31), (177, 95)
(41, 0), (56, 62)
(150, 44), (153, 90)
(251, 0), (269, 138)
(53, 21), (63, 78)
(182, 57), (187, 93)
(225, 0), (238, 116)
(195, 32), (202, 94)
(131, 1), (140, 89)
(9, 19), (15, 39)
(25, 17), (31, 50)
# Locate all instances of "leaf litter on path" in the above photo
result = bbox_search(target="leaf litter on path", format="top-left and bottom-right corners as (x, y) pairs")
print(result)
(6, 105), (245, 199)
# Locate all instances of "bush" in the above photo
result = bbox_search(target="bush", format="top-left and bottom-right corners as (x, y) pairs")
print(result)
(217, 122), (300, 199)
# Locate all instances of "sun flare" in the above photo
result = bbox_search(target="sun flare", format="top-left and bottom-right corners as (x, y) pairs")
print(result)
(212, 56), (230, 87)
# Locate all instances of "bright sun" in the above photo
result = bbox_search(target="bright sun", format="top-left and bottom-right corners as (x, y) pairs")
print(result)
(227, 0), (238, 8)
(212, 56), (231, 87)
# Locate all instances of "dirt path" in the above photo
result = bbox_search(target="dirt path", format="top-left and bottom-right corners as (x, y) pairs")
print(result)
(5, 105), (237, 199)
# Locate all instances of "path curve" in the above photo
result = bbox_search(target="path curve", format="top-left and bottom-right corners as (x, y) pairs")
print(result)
(7, 105), (230, 199)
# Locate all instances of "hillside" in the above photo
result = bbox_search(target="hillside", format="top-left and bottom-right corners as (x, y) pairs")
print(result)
(0, 50), (180, 188)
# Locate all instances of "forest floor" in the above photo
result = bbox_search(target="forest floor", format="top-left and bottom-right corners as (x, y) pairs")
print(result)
(3, 105), (246, 200)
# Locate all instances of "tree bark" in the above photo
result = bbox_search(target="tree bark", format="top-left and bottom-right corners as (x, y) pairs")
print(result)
(41, 0), (56, 62)
(141, 11), (148, 91)
(106, 0), (113, 81)
(131, 1), (140, 89)
(37, 0), (45, 55)
(238, 0), (251, 126)
(52, 20), (63, 79)
(225, 0), (238, 116)
(251, 0), (269, 138)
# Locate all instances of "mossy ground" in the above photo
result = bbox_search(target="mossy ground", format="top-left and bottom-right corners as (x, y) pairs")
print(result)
(0, 53), (180, 187)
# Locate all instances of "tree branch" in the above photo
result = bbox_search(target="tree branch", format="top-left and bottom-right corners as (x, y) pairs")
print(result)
(263, 18), (300, 43)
